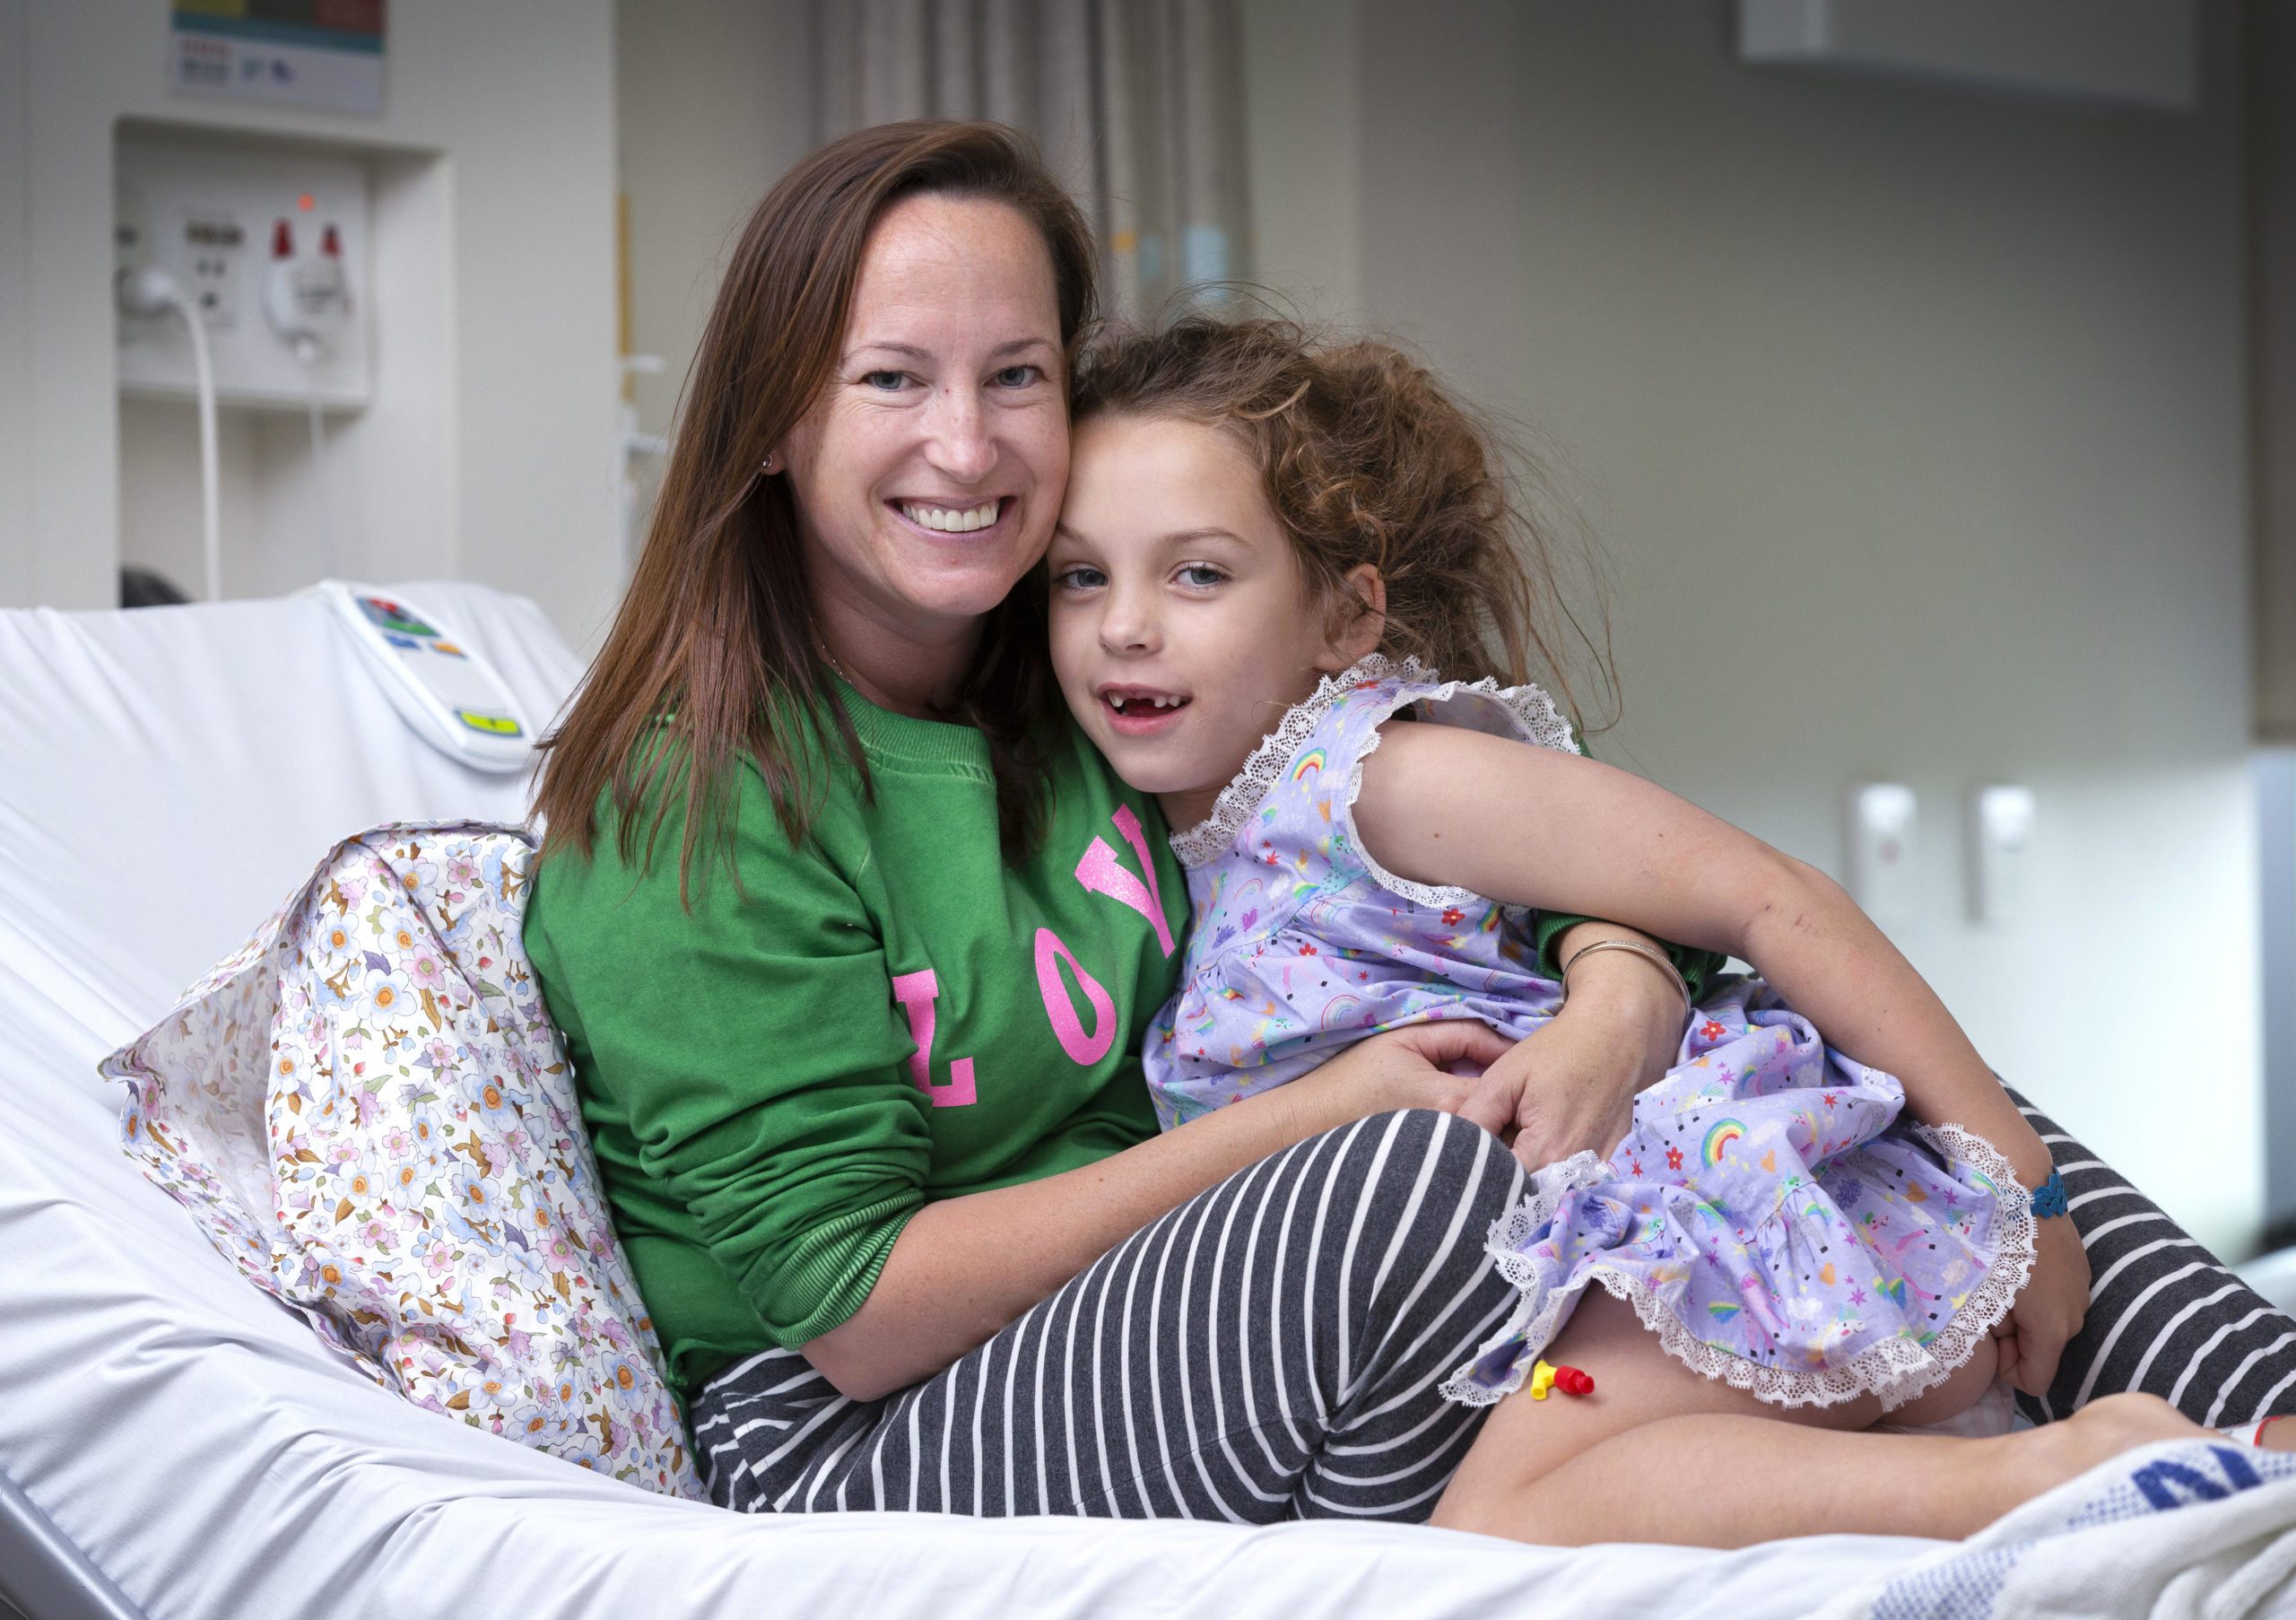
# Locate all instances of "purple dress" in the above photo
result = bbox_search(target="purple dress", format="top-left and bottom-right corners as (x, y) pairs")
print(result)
(1148, 655), (2035, 1411)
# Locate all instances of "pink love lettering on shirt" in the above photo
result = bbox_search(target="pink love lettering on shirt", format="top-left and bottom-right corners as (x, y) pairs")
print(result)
(890, 968), (978, 1107)
(1074, 805), (1175, 959)
(1033, 928), (1116, 1066)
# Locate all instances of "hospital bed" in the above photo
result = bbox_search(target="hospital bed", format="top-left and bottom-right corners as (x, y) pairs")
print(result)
(0, 583), (2242, 1620)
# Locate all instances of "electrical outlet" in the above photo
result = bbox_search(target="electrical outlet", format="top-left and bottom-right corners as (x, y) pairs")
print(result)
(179, 209), (247, 330)
(1848, 782), (1920, 925)
(1969, 786), (2036, 927)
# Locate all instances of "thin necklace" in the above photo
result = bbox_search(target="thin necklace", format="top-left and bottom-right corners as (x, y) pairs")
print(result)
(822, 641), (961, 720)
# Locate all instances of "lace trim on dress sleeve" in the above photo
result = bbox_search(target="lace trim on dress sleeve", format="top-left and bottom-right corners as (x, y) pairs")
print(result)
(1166, 653), (1579, 870)
(1341, 658), (1580, 908)
(1167, 652), (1421, 867)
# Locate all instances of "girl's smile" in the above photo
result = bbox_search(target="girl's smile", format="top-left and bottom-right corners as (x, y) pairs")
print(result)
(1095, 683), (1193, 736)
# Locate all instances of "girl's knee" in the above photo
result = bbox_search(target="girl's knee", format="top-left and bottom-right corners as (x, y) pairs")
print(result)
(1429, 1419), (1583, 1544)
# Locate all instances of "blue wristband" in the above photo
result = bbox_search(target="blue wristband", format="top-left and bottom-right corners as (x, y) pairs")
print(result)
(2028, 1167), (2069, 1219)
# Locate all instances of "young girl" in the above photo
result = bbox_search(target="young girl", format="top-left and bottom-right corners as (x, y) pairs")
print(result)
(1043, 316), (2238, 1548)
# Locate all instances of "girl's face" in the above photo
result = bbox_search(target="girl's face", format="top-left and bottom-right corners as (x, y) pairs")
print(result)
(1048, 413), (1375, 831)
(774, 193), (1068, 647)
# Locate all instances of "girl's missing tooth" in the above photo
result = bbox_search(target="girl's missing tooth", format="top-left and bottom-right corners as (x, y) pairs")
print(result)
(1044, 316), (2217, 1551)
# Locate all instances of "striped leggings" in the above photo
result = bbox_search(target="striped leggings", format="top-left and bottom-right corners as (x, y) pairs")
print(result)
(691, 1109), (1525, 1520)
(2009, 1087), (2296, 1428)
(693, 1096), (2296, 1520)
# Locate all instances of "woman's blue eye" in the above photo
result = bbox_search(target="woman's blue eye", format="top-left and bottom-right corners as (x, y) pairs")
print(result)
(994, 364), (1042, 388)
(862, 370), (908, 390)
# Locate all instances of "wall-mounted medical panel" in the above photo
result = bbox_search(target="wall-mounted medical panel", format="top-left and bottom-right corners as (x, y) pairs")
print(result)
(116, 133), (373, 411)
(1737, 0), (2196, 111)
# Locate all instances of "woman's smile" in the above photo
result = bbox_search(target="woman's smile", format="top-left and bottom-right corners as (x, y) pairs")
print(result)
(891, 496), (1011, 534)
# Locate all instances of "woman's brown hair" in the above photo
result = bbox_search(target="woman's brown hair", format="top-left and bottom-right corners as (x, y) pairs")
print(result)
(1069, 315), (1614, 730)
(535, 121), (1099, 893)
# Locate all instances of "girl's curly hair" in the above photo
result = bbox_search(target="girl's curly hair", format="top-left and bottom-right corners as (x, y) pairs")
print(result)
(1069, 315), (1616, 732)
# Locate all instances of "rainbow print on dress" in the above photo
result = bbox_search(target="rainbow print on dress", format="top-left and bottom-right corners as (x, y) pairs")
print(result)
(1702, 1118), (1748, 1165)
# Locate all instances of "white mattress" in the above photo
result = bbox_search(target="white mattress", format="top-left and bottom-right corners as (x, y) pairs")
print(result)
(0, 582), (1949, 1619)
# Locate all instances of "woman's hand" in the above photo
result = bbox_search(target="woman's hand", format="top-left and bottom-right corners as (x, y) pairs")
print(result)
(1309, 1017), (1510, 1121)
(1460, 1017), (1642, 1173)
(1456, 923), (1686, 1171)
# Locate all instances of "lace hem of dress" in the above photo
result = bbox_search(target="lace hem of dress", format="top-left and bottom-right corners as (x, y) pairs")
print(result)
(1166, 652), (1577, 870)
(1438, 1122), (2040, 1413)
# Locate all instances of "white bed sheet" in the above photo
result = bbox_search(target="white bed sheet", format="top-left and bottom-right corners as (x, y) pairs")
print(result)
(0, 583), (1949, 1619)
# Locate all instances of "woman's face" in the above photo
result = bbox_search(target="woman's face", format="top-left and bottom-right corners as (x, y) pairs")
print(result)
(775, 192), (1068, 646)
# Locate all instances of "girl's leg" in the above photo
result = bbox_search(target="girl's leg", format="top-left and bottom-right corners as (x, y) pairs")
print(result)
(692, 1109), (1527, 1519)
(1429, 1290), (2205, 1548)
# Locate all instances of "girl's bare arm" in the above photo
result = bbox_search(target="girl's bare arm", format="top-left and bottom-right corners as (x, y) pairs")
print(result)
(1349, 721), (2052, 1189)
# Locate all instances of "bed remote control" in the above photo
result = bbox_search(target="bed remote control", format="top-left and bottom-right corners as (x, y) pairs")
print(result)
(317, 581), (535, 773)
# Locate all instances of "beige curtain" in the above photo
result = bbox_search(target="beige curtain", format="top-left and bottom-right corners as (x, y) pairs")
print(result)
(815, 0), (1248, 322)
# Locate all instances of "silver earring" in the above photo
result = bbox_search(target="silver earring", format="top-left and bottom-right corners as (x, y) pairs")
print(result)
(761, 451), (778, 474)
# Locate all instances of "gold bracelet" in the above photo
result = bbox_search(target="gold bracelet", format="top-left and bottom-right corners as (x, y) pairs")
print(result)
(1559, 937), (1693, 1022)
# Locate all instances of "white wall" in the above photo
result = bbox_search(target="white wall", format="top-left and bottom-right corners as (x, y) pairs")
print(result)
(0, 0), (622, 649)
(1247, 0), (2260, 1253)
(1241, 0), (1363, 326)
(616, 0), (816, 450)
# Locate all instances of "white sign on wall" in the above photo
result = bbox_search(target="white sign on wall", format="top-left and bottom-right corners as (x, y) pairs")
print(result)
(169, 1), (387, 118)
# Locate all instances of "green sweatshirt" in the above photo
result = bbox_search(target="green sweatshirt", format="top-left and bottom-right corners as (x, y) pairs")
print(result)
(526, 689), (1187, 1395)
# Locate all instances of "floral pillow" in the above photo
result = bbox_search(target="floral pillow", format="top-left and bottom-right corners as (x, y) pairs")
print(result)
(102, 822), (700, 1499)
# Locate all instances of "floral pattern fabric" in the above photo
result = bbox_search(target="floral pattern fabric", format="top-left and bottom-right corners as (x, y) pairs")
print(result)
(101, 822), (700, 1498)
(1152, 655), (2036, 1411)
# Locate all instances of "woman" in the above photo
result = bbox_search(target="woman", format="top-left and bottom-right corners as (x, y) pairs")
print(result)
(526, 119), (1707, 1520)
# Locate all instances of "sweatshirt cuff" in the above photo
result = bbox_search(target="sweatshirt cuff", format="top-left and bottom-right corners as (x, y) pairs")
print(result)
(743, 1191), (922, 1347)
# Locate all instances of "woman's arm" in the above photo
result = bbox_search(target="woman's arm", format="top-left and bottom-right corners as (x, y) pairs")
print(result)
(811, 923), (1700, 1399)
(802, 1016), (1506, 1398)
(1349, 723), (2050, 1187)
(810, 925), (1694, 1399)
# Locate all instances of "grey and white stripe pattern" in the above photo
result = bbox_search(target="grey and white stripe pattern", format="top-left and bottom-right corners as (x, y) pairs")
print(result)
(691, 1109), (1526, 1520)
(2006, 1086), (2296, 1428)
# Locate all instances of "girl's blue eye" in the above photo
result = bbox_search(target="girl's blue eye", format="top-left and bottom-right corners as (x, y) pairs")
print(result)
(1056, 564), (1107, 590)
(994, 364), (1042, 388)
(1178, 564), (1224, 588)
